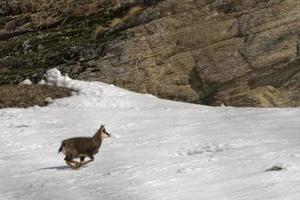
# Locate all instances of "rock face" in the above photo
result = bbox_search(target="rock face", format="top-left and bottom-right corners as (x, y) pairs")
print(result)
(1, 0), (300, 107)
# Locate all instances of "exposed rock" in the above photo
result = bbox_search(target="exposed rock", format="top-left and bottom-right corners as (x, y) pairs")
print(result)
(1, 0), (300, 107)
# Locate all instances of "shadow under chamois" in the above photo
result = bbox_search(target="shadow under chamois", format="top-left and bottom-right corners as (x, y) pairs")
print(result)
(37, 165), (70, 170)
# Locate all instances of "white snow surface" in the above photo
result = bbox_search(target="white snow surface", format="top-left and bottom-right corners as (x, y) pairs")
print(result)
(1, 68), (300, 200)
(19, 79), (32, 85)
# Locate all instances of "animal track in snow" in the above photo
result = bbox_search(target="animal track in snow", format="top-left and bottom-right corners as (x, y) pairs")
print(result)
(176, 143), (231, 156)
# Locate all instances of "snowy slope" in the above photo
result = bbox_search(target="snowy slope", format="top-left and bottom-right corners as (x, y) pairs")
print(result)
(1, 69), (300, 200)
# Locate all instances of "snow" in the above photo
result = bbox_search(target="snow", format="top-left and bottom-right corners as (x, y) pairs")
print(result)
(38, 79), (46, 85)
(1, 68), (300, 200)
(19, 79), (32, 85)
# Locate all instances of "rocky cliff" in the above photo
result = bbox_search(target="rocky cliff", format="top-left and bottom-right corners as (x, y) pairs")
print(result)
(1, 0), (300, 107)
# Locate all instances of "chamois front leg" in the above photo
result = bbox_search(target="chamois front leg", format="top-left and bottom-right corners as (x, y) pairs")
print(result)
(80, 155), (94, 166)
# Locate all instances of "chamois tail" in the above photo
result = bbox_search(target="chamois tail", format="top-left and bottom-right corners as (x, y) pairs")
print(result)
(58, 142), (64, 153)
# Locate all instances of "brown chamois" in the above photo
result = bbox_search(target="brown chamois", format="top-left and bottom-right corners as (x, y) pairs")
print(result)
(58, 125), (111, 169)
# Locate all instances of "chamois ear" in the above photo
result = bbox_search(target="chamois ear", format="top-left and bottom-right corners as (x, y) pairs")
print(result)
(100, 124), (105, 131)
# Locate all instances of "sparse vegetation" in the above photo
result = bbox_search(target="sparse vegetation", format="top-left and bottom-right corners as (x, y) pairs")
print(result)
(0, 0), (117, 31)
(2, 0), (115, 17)
(94, 25), (107, 40)
(0, 84), (72, 108)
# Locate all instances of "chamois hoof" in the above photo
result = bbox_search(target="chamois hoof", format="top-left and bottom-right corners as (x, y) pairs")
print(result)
(69, 164), (80, 170)
(75, 163), (82, 168)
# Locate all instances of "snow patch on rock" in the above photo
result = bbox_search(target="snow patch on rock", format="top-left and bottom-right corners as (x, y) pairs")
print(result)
(45, 68), (72, 88)
(38, 79), (46, 85)
(19, 79), (32, 85)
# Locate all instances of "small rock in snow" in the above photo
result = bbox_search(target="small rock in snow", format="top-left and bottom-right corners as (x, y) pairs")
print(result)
(266, 165), (284, 172)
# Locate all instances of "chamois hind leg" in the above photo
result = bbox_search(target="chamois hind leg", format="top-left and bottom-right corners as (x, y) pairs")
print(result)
(79, 156), (85, 165)
(64, 156), (81, 170)
(80, 156), (85, 162)
(80, 155), (94, 166)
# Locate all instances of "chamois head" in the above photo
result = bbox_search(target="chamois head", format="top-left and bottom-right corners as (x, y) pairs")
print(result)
(94, 125), (111, 141)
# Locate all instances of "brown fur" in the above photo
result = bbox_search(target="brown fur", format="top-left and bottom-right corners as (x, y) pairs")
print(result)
(58, 125), (111, 169)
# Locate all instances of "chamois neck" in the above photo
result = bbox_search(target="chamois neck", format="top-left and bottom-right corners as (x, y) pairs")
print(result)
(92, 132), (103, 143)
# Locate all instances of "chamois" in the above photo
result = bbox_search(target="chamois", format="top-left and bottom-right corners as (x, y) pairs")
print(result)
(58, 125), (111, 169)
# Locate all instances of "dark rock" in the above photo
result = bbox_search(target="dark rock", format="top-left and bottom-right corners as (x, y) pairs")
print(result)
(266, 165), (284, 172)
